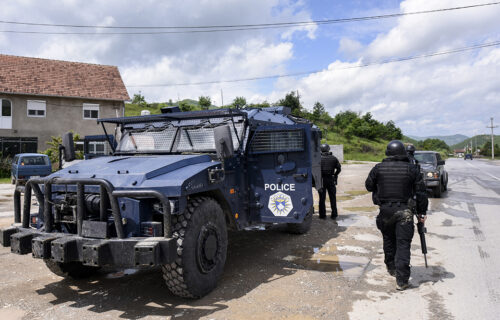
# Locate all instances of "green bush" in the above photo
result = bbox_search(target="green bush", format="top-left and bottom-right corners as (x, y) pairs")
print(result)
(0, 156), (12, 178)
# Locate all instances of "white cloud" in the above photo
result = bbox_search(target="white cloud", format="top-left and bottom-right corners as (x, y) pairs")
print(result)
(267, 0), (500, 136)
(122, 38), (294, 104)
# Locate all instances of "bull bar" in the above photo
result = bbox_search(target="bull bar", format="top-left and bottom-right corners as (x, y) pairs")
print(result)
(1, 177), (177, 267)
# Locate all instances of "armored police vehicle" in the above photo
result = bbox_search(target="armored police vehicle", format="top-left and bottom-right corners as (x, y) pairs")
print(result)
(0, 107), (321, 298)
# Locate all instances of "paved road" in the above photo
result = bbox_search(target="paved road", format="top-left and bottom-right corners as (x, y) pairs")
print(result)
(0, 159), (499, 319)
(350, 158), (500, 319)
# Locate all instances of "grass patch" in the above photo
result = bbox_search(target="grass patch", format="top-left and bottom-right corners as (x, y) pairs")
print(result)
(0, 177), (12, 184)
(343, 206), (378, 212)
(324, 131), (389, 162)
(345, 190), (370, 196)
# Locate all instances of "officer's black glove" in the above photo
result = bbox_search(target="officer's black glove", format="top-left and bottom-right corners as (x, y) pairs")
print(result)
(333, 175), (338, 186)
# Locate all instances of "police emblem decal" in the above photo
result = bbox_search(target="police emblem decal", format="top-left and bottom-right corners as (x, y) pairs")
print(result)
(268, 192), (293, 217)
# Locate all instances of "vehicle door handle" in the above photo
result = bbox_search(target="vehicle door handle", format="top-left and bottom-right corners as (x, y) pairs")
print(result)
(293, 173), (308, 179)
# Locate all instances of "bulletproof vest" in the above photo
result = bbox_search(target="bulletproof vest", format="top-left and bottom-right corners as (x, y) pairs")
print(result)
(376, 161), (413, 203)
(321, 153), (337, 175)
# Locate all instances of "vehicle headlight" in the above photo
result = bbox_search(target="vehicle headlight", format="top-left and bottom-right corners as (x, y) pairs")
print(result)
(426, 172), (439, 179)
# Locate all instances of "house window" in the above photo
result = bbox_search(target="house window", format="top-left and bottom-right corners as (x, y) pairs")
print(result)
(88, 141), (106, 154)
(83, 104), (99, 119)
(27, 100), (46, 117)
(0, 99), (12, 129)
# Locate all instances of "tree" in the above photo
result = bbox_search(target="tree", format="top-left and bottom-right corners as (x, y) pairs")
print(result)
(132, 93), (147, 108)
(277, 91), (302, 115)
(312, 102), (326, 121)
(248, 101), (271, 109)
(480, 141), (500, 157)
(198, 96), (211, 110)
(232, 96), (247, 109)
(419, 139), (450, 151)
(43, 131), (83, 167)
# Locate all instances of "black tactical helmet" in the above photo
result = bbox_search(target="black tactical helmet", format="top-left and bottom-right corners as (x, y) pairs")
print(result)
(406, 144), (416, 154)
(385, 140), (406, 156)
(320, 144), (330, 152)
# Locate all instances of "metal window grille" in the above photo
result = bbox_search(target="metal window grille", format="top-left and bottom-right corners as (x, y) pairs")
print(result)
(250, 129), (304, 153)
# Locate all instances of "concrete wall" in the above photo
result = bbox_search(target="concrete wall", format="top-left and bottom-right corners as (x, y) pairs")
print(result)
(0, 93), (124, 151)
(330, 144), (344, 163)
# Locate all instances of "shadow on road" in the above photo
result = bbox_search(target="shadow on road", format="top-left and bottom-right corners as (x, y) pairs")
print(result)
(36, 218), (347, 319)
(411, 265), (455, 287)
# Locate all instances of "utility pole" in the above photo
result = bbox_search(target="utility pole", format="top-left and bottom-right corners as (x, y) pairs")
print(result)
(486, 117), (498, 160)
(221, 89), (224, 107)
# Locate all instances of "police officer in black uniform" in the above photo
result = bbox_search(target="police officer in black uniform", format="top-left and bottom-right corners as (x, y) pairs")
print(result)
(319, 144), (341, 219)
(406, 144), (418, 165)
(365, 140), (428, 290)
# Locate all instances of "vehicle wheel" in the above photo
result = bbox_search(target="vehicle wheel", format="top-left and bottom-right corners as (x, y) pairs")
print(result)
(11, 177), (15, 185)
(44, 260), (100, 279)
(434, 184), (442, 198)
(162, 197), (228, 298)
(286, 207), (313, 234)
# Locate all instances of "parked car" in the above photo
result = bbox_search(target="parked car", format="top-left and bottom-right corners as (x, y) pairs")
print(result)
(414, 151), (448, 198)
(464, 153), (473, 160)
(11, 153), (52, 184)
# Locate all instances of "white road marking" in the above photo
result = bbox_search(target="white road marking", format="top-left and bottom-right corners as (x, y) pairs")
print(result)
(464, 161), (500, 181)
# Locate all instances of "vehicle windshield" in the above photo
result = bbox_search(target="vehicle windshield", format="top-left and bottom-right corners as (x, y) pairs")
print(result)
(414, 153), (436, 164)
(116, 116), (245, 154)
(20, 156), (48, 165)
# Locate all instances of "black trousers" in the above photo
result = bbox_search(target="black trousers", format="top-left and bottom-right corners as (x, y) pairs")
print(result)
(319, 176), (337, 218)
(376, 206), (414, 284)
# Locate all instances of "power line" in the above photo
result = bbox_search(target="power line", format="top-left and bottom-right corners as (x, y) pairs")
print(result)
(126, 40), (500, 87)
(0, 2), (499, 35)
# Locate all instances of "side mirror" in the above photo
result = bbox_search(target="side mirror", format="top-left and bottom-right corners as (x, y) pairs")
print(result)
(437, 160), (445, 166)
(62, 132), (76, 162)
(214, 125), (234, 159)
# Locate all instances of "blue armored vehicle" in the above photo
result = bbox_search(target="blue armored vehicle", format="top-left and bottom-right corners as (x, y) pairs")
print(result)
(0, 107), (321, 298)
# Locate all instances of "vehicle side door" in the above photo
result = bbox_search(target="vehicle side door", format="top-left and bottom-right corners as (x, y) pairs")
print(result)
(246, 124), (313, 223)
(11, 155), (19, 179)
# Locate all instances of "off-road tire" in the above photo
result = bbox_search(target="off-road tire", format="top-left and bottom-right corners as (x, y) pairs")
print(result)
(286, 207), (313, 234)
(433, 184), (442, 198)
(44, 260), (100, 279)
(162, 197), (228, 298)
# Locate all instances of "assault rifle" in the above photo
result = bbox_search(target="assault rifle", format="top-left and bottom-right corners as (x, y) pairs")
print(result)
(409, 197), (428, 268)
(417, 219), (428, 268)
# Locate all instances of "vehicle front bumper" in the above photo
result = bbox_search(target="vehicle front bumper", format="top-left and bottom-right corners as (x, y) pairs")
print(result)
(0, 226), (177, 267)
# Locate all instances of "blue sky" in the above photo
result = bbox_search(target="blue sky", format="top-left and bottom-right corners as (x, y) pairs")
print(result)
(1, 0), (499, 137)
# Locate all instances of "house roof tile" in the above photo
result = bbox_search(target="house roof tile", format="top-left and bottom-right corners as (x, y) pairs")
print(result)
(0, 54), (130, 101)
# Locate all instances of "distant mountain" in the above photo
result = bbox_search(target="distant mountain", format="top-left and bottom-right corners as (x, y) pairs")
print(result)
(451, 135), (500, 150)
(407, 134), (469, 146)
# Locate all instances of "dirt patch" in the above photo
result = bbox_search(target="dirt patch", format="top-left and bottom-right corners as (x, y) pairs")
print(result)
(343, 206), (378, 212)
(345, 190), (369, 196)
(337, 195), (355, 201)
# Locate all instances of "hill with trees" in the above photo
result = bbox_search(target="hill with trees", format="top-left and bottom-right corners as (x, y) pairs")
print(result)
(408, 134), (468, 146)
(451, 135), (500, 151)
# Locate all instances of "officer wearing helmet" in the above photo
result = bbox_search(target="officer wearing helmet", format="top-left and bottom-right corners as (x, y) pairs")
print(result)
(319, 144), (341, 219)
(365, 140), (428, 290)
(406, 144), (418, 165)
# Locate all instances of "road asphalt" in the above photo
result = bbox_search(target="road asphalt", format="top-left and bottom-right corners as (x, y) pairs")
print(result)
(0, 158), (498, 319)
